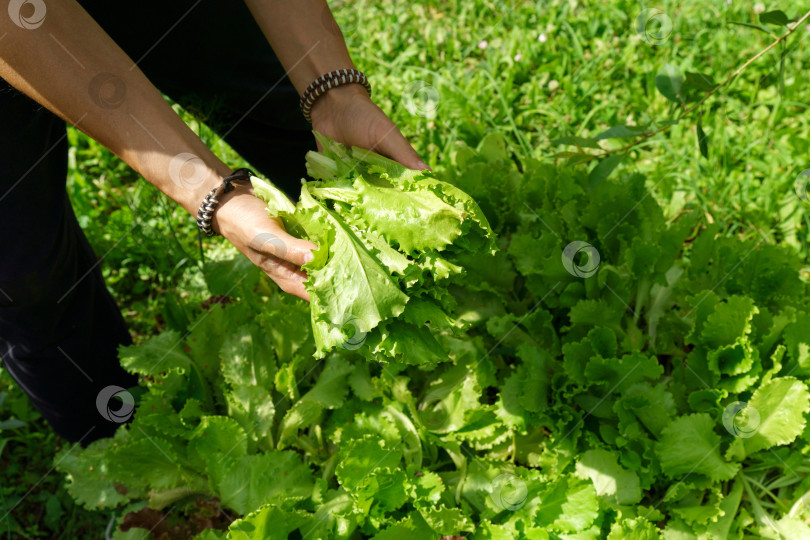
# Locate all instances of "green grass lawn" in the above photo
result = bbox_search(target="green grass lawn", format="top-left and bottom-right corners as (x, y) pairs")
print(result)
(1, 0), (808, 537)
(353, 0), (810, 255)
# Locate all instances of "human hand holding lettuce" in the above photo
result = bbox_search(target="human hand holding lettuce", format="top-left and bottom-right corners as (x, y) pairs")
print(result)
(213, 86), (431, 303)
(0, 0), (427, 303)
(251, 133), (496, 364)
(1, 0), (487, 355)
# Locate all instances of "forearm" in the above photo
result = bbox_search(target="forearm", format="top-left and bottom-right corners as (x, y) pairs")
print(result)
(0, 0), (227, 214)
(243, 0), (356, 93)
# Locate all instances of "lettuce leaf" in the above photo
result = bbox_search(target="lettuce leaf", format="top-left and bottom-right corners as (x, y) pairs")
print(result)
(250, 133), (495, 361)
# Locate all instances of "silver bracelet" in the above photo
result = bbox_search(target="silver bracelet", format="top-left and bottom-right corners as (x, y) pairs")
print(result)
(196, 168), (254, 237)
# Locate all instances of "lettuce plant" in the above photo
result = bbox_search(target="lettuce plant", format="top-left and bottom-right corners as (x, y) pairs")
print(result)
(57, 133), (810, 539)
(251, 133), (495, 365)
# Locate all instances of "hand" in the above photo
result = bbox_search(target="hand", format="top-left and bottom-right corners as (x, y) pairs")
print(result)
(212, 186), (316, 301)
(210, 84), (425, 303)
(309, 84), (429, 171)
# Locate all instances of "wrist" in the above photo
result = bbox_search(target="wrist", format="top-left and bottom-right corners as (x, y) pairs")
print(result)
(210, 184), (254, 238)
(195, 169), (256, 237)
(191, 170), (228, 213)
(309, 83), (370, 124)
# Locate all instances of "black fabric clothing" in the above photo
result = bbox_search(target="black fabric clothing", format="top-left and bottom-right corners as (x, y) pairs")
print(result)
(0, 0), (315, 444)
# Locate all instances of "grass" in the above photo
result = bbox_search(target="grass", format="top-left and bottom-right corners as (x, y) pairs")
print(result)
(346, 0), (810, 255)
(1, 0), (808, 536)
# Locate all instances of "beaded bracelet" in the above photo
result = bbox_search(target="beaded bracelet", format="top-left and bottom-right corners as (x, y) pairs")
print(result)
(300, 68), (371, 123)
(196, 168), (255, 237)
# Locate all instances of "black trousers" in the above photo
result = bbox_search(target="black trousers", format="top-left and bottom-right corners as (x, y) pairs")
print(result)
(0, 1), (315, 444)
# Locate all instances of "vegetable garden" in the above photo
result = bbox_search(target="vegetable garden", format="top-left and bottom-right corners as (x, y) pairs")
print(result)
(3, 1), (810, 538)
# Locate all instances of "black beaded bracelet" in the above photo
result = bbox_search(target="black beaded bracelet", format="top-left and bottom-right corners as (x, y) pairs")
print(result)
(196, 168), (255, 237)
(300, 68), (371, 123)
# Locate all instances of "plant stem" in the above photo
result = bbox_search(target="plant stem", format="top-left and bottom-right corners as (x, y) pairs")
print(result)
(680, 11), (810, 118)
(740, 473), (781, 535)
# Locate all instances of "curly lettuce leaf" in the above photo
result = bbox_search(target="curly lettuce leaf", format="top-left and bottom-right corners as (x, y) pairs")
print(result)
(655, 413), (740, 482)
(296, 185), (410, 356)
(742, 377), (810, 456)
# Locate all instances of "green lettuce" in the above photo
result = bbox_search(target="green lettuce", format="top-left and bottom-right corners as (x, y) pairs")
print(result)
(55, 131), (810, 540)
(251, 132), (495, 363)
